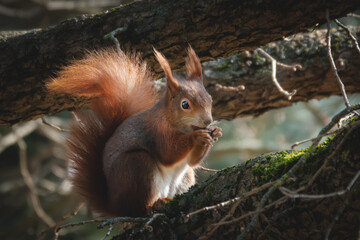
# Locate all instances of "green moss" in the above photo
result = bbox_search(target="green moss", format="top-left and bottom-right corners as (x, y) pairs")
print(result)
(221, 165), (237, 174)
(251, 140), (331, 184)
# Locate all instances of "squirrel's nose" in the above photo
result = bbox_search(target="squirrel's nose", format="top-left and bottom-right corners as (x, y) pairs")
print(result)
(203, 115), (213, 127)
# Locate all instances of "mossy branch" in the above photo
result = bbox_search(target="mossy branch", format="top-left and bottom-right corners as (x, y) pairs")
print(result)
(110, 117), (360, 240)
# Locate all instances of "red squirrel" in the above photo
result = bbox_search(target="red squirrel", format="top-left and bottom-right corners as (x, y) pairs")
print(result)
(48, 46), (222, 217)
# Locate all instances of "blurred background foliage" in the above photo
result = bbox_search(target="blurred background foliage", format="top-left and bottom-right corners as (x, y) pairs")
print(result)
(0, 0), (359, 239)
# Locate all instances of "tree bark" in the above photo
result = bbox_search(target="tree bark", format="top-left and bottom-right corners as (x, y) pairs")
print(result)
(112, 119), (360, 240)
(0, 0), (359, 126)
(207, 28), (360, 120)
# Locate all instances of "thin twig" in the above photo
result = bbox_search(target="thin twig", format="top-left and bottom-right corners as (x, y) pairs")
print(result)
(141, 213), (165, 233)
(346, 13), (360, 19)
(208, 196), (288, 229)
(325, 9), (351, 108)
(104, 23), (129, 55)
(258, 48), (302, 71)
(97, 216), (149, 229)
(334, 19), (360, 55)
(186, 181), (276, 219)
(13, 126), (55, 227)
(214, 83), (245, 93)
(55, 215), (148, 237)
(291, 127), (344, 149)
(198, 166), (218, 173)
(279, 170), (360, 199)
(258, 48), (300, 100)
(41, 117), (68, 132)
(198, 181), (276, 239)
(0, 121), (38, 154)
(37, 202), (84, 240)
(312, 104), (360, 146)
(54, 219), (108, 240)
(202, 198), (243, 239)
(54, 216), (148, 240)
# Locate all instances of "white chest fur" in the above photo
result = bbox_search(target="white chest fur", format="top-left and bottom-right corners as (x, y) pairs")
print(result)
(153, 159), (189, 199)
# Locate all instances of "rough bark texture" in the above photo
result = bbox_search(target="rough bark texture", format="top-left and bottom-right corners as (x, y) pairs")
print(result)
(0, 0), (359, 126)
(206, 28), (360, 120)
(112, 119), (360, 240)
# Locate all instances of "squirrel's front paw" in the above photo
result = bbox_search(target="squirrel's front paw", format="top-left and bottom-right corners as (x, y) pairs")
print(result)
(192, 129), (214, 146)
(208, 125), (222, 141)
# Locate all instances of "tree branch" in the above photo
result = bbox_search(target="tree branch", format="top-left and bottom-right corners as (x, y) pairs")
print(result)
(0, 0), (359, 125)
(207, 27), (360, 120)
(110, 118), (360, 240)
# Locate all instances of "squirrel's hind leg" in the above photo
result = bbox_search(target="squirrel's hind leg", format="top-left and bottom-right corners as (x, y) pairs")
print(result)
(106, 151), (156, 217)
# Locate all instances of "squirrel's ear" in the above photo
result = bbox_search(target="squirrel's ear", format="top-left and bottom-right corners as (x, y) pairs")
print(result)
(153, 48), (179, 93)
(186, 46), (203, 84)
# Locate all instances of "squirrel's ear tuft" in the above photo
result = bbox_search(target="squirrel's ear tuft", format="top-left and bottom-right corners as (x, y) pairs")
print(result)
(154, 48), (179, 93)
(186, 45), (203, 84)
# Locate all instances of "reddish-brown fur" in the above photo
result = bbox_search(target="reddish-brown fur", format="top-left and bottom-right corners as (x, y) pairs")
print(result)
(48, 49), (156, 215)
(48, 47), (221, 216)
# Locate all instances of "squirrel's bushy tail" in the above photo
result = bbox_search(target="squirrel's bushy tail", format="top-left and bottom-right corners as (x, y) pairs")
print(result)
(48, 49), (157, 215)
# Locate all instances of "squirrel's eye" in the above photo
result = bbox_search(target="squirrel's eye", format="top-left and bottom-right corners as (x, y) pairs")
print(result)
(181, 100), (190, 110)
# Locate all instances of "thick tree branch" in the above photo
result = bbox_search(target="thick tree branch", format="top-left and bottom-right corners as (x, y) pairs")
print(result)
(0, 0), (359, 126)
(206, 28), (360, 120)
(110, 119), (360, 240)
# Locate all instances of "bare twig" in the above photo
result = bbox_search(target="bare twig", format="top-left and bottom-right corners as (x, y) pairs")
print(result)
(37, 202), (84, 240)
(104, 24), (129, 55)
(208, 196), (288, 229)
(312, 104), (360, 146)
(13, 126), (55, 227)
(257, 48), (300, 100)
(326, 9), (351, 108)
(140, 213), (166, 233)
(97, 216), (149, 229)
(0, 121), (38, 154)
(291, 127), (344, 149)
(198, 181), (277, 239)
(334, 19), (360, 55)
(279, 170), (360, 199)
(41, 117), (68, 132)
(258, 48), (302, 71)
(346, 13), (360, 19)
(186, 181), (275, 220)
(198, 166), (218, 173)
(214, 83), (245, 93)
(54, 215), (148, 236)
